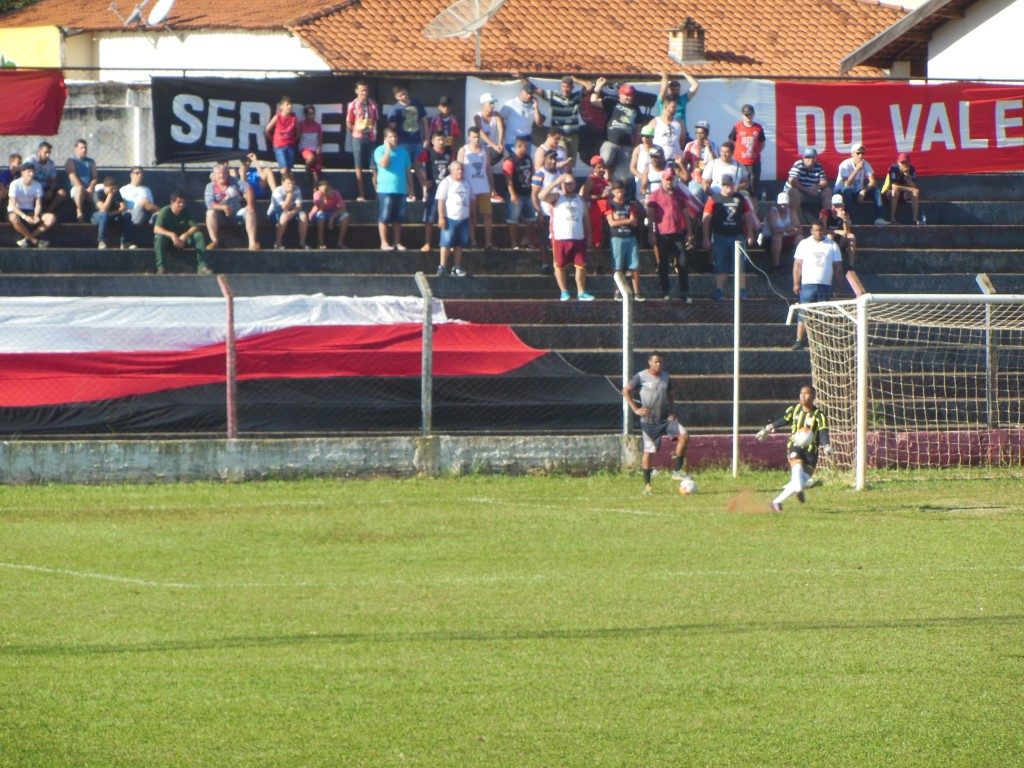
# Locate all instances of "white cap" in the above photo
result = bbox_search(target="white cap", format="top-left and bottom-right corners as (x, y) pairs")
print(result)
(480, 92), (496, 104)
(776, 192), (789, 205)
(831, 193), (844, 205)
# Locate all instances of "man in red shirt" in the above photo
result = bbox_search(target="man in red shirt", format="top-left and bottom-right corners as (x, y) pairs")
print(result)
(728, 104), (767, 199)
(647, 169), (695, 303)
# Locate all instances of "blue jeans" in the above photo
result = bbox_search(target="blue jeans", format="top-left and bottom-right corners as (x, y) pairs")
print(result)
(378, 193), (407, 224)
(91, 210), (123, 243)
(838, 186), (884, 218)
(274, 145), (296, 171)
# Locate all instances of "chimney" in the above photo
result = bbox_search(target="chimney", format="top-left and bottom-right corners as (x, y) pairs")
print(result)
(668, 18), (706, 65)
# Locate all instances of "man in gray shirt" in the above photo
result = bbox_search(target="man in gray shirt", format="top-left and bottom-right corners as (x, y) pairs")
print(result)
(623, 352), (691, 495)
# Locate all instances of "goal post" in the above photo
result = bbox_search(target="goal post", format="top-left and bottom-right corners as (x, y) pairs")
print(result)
(790, 293), (1024, 489)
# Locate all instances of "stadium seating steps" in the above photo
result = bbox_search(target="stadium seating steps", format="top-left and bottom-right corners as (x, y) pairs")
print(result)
(3, 169), (1023, 434)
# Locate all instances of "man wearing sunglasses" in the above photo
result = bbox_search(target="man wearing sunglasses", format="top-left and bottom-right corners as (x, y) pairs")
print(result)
(834, 144), (887, 225)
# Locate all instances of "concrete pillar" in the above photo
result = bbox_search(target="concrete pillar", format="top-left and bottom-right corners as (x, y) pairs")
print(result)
(414, 435), (440, 477)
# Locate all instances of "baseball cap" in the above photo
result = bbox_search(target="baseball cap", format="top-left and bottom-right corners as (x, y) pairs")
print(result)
(640, 124), (655, 137)
(661, 169), (675, 180)
(544, 148), (558, 158)
(648, 146), (664, 156)
(589, 155), (603, 166)
(777, 192), (789, 205)
(897, 152), (910, 162)
(853, 143), (866, 152)
(695, 120), (710, 131)
(479, 92), (496, 104)
(803, 147), (817, 158)
(720, 174), (735, 186)
(831, 193), (844, 205)
(618, 84), (636, 96)
(741, 103), (755, 115)
(438, 95), (451, 106)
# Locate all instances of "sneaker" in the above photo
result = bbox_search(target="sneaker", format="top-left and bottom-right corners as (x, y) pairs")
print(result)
(560, 290), (571, 301)
(197, 265), (213, 275)
(97, 241), (107, 250)
(634, 294), (645, 302)
(273, 244), (285, 250)
(380, 244), (395, 251)
(670, 470), (690, 481)
(16, 238), (29, 248)
(540, 263), (553, 275)
(796, 490), (806, 503)
(756, 232), (765, 247)
(577, 292), (595, 301)
(614, 291), (623, 301)
(490, 194), (504, 204)
(740, 289), (749, 300)
(395, 243), (408, 251)
(712, 288), (724, 301)
(436, 265), (449, 277)
(791, 340), (807, 351)
(156, 266), (166, 275)
(642, 484), (653, 496)
(874, 217), (890, 225)
(662, 295), (672, 301)
(452, 267), (468, 277)
(684, 296), (693, 304)
(770, 501), (783, 512)
(36, 240), (49, 249)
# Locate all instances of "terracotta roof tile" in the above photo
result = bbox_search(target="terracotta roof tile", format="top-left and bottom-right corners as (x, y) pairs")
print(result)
(295, 0), (906, 76)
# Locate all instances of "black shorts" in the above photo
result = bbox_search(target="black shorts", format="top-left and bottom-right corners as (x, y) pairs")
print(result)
(787, 446), (818, 468)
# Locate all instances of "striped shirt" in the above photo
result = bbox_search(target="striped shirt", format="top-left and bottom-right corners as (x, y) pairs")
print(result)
(777, 404), (829, 453)
(787, 159), (828, 190)
(544, 90), (582, 135)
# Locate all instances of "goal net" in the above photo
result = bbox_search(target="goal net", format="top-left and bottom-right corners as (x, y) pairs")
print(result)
(796, 294), (1024, 487)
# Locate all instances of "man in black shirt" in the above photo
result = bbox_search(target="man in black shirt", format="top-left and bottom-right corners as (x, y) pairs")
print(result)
(701, 175), (755, 301)
(593, 78), (641, 185)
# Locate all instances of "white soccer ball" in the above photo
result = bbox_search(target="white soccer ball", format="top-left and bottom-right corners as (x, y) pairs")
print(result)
(678, 477), (697, 495)
(792, 427), (813, 449)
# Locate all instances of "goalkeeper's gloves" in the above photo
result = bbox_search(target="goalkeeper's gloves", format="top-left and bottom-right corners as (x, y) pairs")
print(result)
(755, 424), (775, 442)
(821, 444), (834, 457)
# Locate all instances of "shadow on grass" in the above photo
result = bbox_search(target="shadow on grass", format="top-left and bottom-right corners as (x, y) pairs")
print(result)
(4, 614), (1022, 657)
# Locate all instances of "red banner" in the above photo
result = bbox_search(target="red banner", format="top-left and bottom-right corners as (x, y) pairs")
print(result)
(775, 81), (1024, 177)
(0, 70), (66, 135)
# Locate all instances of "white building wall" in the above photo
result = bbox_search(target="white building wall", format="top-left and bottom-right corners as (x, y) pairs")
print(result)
(92, 30), (329, 81)
(928, 0), (1024, 80)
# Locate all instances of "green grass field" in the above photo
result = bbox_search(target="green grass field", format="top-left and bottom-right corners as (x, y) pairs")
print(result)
(2, 471), (1022, 767)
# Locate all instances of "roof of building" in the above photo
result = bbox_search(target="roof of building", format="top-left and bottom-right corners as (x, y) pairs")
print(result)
(841, 0), (976, 74)
(292, 0), (907, 76)
(0, 0), (907, 76)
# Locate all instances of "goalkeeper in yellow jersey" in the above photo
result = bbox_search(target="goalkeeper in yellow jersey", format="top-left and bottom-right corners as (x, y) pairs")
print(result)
(756, 384), (832, 511)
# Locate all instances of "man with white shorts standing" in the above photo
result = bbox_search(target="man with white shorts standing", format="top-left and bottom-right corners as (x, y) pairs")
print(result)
(623, 353), (691, 495)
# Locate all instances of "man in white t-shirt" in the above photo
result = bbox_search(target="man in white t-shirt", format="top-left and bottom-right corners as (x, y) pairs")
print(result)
(792, 220), (843, 350)
(500, 81), (542, 155)
(456, 127), (494, 249)
(834, 144), (887, 224)
(435, 160), (474, 277)
(540, 172), (594, 302)
(6, 164), (55, 248)
(119, 166), (160, 248)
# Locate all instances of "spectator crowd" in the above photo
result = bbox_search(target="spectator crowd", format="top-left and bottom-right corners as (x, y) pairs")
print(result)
(0, 75), (923, 292)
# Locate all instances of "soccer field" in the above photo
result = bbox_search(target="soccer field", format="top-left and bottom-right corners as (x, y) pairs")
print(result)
(2, 472), (1022, 767)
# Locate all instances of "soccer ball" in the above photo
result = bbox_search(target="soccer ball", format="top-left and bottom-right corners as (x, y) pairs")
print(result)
(792, 427), (813, 449)
(679, 477), (697, 495)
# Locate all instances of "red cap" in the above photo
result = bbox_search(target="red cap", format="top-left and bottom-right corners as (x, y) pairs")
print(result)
(618, 84), (636, 96)
(660, 169), (675, 180)
(589, 155), (603, 166)
(897, 152), (910, 163)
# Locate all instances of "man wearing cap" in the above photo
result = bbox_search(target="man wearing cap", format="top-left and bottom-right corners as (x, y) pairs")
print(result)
(501, 79), (544, 156)
(792, 221), (843, 349)
(428, 96), (462, 151)
(835, 144), (887, 225)
(540, 172), (595, 301)
(784, 148), (830, 221)
(593, 77), (641, 186)
(762, 192), (803, 273)
(533, 127), (570, 174)
(630, 125), (657, 202)
(728, 104), (767, 198)
(885, 152), (921, 224)
(531, 148), (561, 267)
(648, 168), (695, 302)
(655, 71), (700, 140)
(524, 74), (590, 167)
(682, 121), (716, 200)
(702, 174), (756, 301)
(639, 145), (669, 201)
(474, 93), (505, 202)
(818, 194), (858, 275)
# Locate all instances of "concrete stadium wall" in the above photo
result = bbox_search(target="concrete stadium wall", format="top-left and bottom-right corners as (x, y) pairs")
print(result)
(0, 434), (787, 484)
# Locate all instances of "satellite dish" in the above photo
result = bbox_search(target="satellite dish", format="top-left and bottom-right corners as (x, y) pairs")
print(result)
(423, 0), (506, 39)
(109, 0), (148, 27)
(147, 0), (175, 26)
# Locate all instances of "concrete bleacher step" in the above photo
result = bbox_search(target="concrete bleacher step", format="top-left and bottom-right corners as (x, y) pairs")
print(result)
(514, 323), (796, 349)
(562, 349), (812, 377)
